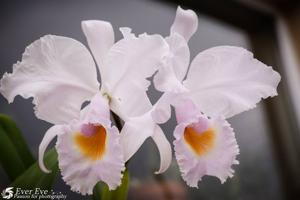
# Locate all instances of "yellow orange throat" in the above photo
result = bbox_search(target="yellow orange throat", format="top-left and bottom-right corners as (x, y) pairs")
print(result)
(74, 125), (107, 160)
(184, 126), (216, 156)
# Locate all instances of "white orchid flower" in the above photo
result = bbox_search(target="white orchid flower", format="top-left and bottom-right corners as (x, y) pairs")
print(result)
(117, 7), (198, 175)
(0, 20), (169, 194)
(118, 28), (173, 175)
(152, 7), (281, 187)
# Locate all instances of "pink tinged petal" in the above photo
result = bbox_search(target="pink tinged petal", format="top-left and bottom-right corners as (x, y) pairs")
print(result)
(56, 96), (124, 194)
(191, 119), (209, 134)
(206, 117), (240, 183)
(184, 46), (281, 118)
(81, 20), (115, 69)
(174, 112), (239, 187)
(81, 93), (110, 125)
(175, 98), (200, 124)
(152, 125), (172, 174)
(170, 6), (198, 42)
(102, 33), (169, 119)
(151, 91), (193, 125)
(39, 125), (65, 173)
(81, 123), (99, 137)
(57, 124), (124, 195)
(0, 35), (100, 124)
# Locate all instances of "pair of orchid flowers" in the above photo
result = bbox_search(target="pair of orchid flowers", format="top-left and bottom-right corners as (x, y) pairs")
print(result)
(0, 6), (280, 195)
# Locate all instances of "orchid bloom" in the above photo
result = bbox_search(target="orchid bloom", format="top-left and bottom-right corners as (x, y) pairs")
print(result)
(0, 20), (170, 194)
(151, 7), (281, 187)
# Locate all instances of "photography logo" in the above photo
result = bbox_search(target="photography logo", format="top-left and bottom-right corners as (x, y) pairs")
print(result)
(1, 187), (14, 199)
(1, 187), (67, 200)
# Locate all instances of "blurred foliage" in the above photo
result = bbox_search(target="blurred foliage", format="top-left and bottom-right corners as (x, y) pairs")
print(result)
(0, 125), (27, 180)
(0, 114), (35, 167)
(0, 114), (58, 190)
(11, 148), (58, 190)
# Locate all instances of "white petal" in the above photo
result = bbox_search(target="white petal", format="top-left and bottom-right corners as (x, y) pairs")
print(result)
(39, 125), (65, 173)
(153, 63), (184, 93)
(154, 34), (190, 92)
(0, 35), (99, 124)
(174, 101), (239, 187)
(170, 6), (198, 41)
(151, 92), (182, 124)
(151, 87), (199, 126)
(120, 112), (172, 173)
(102, 33), (169, 119)
(119, 27), (135, 39)
(81, 20), (115, 69)
(174, 98), (201, 124)
(56, 96), (124, 195)
(110, 87), (152, 121)
(81, 93), (111, 125)
(152, 125), (172, 174)
(120, 113), (155, 162)
(184, 46), (281, 118)
(151, 93), (173, 124)
(166, 33), (190, 81)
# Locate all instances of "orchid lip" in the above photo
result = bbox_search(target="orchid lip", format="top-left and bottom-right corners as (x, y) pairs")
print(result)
(75, 123), (107, 161)
(184, 125), (216, 157)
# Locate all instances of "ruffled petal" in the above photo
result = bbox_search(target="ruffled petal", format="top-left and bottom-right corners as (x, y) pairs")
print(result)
(0, 35), (99, 124)
(174, 101), (239, 187)
(56, 94), (124, 194)
(170, 6), (198, 42)
(184, 46), (281, 118)
(119, 27), (135, 39)
(81, 20), (114, 69)
(102, 33), (169, 119)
